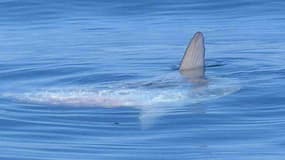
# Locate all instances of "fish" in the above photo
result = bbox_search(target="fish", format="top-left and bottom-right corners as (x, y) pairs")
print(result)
(2, 32), (240, 127)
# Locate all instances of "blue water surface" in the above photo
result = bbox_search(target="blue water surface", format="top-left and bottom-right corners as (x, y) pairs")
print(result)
(1, 0), (285, 159)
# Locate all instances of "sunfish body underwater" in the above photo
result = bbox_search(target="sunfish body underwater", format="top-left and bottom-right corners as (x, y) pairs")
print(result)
(3, 32), (240, 126)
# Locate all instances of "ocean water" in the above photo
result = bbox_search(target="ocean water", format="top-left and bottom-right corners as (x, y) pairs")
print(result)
(1, 0), (285, 159)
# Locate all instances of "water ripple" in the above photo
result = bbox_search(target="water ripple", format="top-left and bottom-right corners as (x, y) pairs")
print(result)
(1, 0), (285, 159)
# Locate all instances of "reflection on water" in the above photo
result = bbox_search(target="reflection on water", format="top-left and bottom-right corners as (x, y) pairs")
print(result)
(1, 0), (285, 160)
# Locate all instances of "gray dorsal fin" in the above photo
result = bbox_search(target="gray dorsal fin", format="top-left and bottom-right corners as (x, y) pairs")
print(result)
(179, 32), (205, 71)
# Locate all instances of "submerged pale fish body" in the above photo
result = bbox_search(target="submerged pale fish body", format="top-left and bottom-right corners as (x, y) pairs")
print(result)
(4, 74), (239, 127)
(14, 77), (239, 107)
(2, 32), (240, 126)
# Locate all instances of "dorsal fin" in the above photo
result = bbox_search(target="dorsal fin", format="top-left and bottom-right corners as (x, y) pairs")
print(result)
(179, 32), (205, 71)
